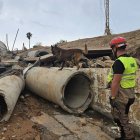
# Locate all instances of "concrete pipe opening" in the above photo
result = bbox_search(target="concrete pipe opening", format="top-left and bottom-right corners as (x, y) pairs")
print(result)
(63, 74), (92, 110)
(0, 95), (7, 120)
(35, 51), (49, 57)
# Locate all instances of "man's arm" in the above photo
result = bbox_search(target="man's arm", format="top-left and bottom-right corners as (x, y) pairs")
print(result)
(111, 74), (122, 97)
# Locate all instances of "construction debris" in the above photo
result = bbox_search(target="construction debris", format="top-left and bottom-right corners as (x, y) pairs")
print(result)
(0, 30), (140, 139)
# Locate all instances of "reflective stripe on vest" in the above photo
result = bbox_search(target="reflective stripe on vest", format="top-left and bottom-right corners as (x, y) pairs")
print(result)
(107, 56), (138, 88)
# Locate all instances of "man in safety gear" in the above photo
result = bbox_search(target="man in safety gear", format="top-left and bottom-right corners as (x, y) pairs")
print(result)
(107, 37), (138, 140)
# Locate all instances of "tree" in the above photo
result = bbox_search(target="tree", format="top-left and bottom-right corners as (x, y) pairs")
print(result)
(26, 32), (32, 49)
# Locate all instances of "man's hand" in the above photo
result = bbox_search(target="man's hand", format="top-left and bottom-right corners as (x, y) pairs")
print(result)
(109, 96), (117, 108)
(106, 82), (111, 89)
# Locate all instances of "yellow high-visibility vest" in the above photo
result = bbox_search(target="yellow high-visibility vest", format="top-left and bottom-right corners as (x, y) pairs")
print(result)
(107, 56), (138, 88)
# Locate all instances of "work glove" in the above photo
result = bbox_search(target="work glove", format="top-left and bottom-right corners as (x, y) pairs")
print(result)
(106, 82), (111, 89)
(109, 96), (117, 108)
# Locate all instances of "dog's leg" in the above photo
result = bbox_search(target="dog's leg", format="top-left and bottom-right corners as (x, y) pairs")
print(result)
(75, 61), (80, 70)
(77, 64), (80, 70)
(83, 58), (89, 68)
(79, 55), (90, 68)
(59, 61), (65, 70)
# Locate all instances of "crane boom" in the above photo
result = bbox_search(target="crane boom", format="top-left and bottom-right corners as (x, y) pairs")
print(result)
(104, 0), (111, 35)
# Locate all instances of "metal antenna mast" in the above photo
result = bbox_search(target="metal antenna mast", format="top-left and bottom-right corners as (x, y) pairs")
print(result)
(104, 0), (111, 35)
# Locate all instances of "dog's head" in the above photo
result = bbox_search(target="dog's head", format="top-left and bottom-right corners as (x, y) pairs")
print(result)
(51, 44), (60, 56)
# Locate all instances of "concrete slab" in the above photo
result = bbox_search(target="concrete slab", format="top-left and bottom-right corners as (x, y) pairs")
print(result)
(54, 114), (113, 140)
(31, 112), (70, 136)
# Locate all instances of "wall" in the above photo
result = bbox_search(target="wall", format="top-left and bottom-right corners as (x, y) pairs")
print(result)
(82, 68), (140, 135)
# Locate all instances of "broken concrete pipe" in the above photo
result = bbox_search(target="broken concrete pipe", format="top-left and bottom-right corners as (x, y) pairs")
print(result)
(0, 75), (25, 122)
(25, 67), (93, 114)
(27, 50), (49, 57)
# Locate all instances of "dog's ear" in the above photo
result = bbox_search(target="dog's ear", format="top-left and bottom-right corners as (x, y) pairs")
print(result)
(51, 45), (53, 48)
(51, 45), (54, 53)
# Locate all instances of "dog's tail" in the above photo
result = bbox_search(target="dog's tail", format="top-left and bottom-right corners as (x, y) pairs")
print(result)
(83, 44), (88, 54)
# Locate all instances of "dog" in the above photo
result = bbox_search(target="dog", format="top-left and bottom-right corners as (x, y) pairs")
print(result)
(51, 44), (88, 70)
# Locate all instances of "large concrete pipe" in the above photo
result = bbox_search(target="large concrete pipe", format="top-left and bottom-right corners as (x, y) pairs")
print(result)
(25, 67), (93, 113)
(0, 75), (25, 122)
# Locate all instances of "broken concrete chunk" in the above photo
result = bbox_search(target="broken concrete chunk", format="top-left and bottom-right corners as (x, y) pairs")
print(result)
(104, 60), (114, 68)
(95, 59), (106, 68)
(103, 56), (111, 60)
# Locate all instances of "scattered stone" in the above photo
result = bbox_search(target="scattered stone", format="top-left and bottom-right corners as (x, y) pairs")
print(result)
(2, 127), (7, 132)
(25, 94), (30, 98)
(90, 63), (95, 68)
(16, 123), (21, 129)
(103, 56), (111, 60)
(12, 135), (16, 138)
(20, 95), (25, 99)
(14, 56), (21, 61)
(111, 126), (120, 131)
(104, 60), (114, 68)
(1, 137), (6, 140)
(35, 134), (40, 140)
(12, 64), (23, 70)
(89, 118), (93, 120)
(79, 118), (86, 126)
(95, 59), (106, 68)
(97, 57), (104, 61)
(54, 105), (59, 108)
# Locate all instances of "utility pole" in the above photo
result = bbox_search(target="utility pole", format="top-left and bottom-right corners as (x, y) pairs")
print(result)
(104, 0), (111, 35)
(12, 28), (19, 51)
(6, 34), (9, 51)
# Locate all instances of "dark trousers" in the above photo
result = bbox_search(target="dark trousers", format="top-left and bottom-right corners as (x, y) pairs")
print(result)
(111, 98), (135, 139)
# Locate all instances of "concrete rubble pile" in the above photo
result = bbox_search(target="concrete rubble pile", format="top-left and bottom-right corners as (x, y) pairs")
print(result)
(0, 44), (140, 137)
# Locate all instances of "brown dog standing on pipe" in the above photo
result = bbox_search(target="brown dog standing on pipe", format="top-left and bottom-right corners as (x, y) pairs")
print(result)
(51, 44), (88, 70)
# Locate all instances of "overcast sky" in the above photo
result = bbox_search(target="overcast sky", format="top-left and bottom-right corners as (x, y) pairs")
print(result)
(0, 0), (140, 50)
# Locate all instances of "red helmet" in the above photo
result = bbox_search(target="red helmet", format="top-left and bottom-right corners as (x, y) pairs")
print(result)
(110, 37), (127, 48)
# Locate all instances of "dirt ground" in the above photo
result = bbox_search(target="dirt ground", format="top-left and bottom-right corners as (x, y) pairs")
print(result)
(0, 89), (60, 140)
(0, 89), (115, 140)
